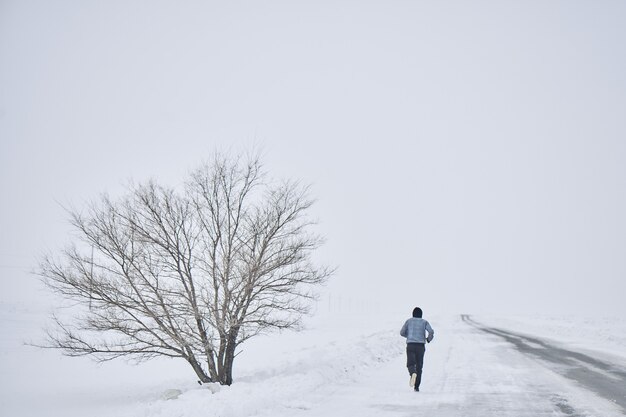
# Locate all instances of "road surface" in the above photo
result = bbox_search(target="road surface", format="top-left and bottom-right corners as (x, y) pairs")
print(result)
(462, 314), (626, 415)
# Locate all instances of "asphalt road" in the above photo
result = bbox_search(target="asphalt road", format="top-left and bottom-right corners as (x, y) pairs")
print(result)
(462, 315), (626, 415)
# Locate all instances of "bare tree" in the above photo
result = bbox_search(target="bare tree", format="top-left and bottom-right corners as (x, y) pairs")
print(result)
(39, 153), (332, 385)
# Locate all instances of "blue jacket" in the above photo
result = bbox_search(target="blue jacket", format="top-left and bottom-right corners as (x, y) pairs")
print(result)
(400, 317), (434, 344)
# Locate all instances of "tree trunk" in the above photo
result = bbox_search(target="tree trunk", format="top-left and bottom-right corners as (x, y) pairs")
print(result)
(219, 333), (238, 385)
(188, 356), (212, 383)
(206, 352), (219, 382)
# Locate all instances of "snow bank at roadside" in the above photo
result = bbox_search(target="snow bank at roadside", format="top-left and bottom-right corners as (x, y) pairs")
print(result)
(133, 327), (403, 417)
(0, 303), (406, 417)
(476, 315), (626, 361)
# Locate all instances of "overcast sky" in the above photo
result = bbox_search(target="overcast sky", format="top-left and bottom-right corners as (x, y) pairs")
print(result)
(1, 0), (625, 318)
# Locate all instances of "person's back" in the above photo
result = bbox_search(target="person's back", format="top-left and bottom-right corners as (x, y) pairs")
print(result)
(400, 317), (433, 344)
(400, 307), (434, 392)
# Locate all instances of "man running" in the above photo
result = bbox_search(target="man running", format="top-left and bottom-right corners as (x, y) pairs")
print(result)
(400, 307), (434, 392)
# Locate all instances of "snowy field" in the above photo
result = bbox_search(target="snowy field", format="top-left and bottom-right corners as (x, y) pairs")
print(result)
(1, 302), (625, 417)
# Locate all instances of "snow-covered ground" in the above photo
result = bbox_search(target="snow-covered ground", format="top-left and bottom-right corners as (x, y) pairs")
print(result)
(1, 303), (625, 417)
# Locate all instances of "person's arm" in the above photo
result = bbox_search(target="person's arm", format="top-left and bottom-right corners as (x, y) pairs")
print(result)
(400, 320), (408, 337)
(426, 321), (434, 343)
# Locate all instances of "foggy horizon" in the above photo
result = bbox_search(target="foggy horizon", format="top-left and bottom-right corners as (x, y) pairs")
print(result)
(2, 1), (626, 318)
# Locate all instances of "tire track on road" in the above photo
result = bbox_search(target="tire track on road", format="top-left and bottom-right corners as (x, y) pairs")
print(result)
(462, 315), (626, 414)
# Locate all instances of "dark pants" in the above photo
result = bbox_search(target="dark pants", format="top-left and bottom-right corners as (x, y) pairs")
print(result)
(406, 343), (426, 389)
